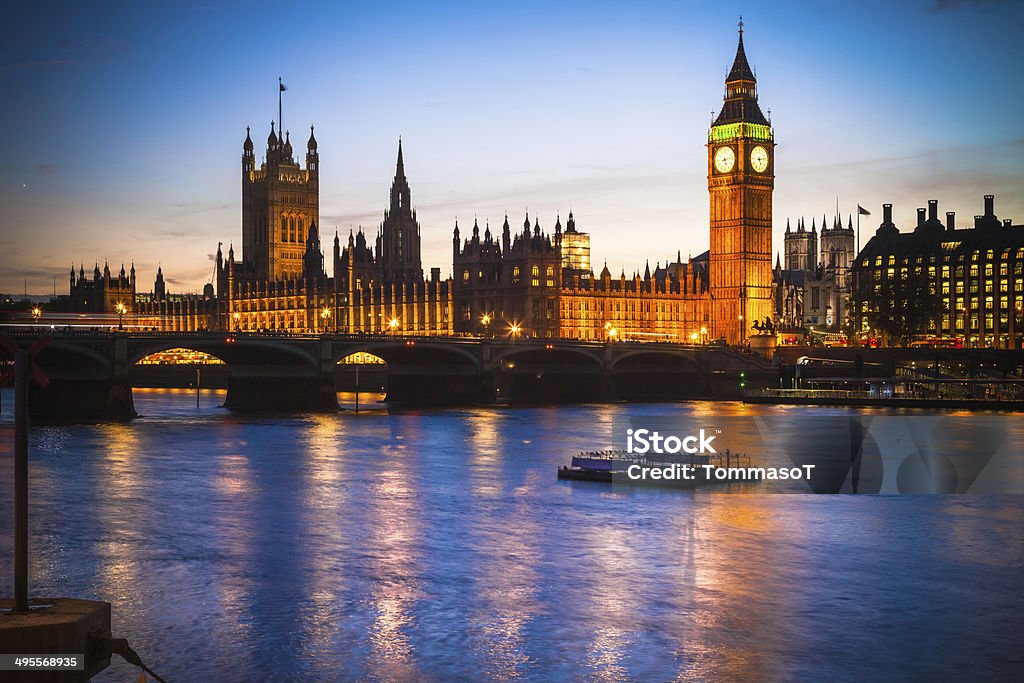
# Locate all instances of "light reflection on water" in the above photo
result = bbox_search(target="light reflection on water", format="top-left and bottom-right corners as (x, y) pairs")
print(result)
(0, 388), (1022, 681)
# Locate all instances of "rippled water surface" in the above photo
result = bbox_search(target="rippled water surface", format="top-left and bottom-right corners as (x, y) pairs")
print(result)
(1, 389), (1022, 681)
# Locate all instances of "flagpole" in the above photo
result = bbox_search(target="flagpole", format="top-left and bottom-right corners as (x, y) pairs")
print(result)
(278, 77), (283, 137)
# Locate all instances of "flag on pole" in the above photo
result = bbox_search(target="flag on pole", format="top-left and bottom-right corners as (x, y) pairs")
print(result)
(280, 82), (287, 92)
(857, 204), (871, 216)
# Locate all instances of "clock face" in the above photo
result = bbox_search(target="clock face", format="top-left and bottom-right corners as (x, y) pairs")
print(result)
(714, 146), (735, 173)
(750, 146), (769, 173)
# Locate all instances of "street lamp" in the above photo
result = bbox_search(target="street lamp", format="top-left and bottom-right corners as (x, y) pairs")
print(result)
(690, 331), (699, 343)
(115, 302), (127, 331)
(388, 317), (400, 335)
(321, 307), (331, 333)
(700, 326), (708, 345)
(31, 307), (41, 324)
(481, 313), (492, 337)
(509, 322), (521, 343)
(607, 327), (617, 342)
(233, 311), (241, 331)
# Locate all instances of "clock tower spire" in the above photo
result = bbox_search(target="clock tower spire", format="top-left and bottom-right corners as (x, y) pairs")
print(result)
(707, 20), (775, 345)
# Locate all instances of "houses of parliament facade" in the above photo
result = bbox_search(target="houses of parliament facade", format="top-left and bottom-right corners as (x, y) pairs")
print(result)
(69, 28), (776, 345)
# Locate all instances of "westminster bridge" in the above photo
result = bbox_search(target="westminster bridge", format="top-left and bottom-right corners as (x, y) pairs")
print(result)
(0, 330), (774, 420)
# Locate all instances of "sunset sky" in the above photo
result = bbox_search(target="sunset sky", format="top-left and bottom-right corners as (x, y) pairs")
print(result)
(2, 0), (1022, 295)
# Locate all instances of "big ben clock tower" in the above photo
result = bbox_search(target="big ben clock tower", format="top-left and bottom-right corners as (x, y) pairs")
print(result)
(708, 19), (774, 345)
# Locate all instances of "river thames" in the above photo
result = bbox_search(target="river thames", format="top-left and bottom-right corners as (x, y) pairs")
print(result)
(1, 389), (1022, 681)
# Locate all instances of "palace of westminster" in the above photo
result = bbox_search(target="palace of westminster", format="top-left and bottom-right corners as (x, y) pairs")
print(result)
(64, 28), (1024, 349)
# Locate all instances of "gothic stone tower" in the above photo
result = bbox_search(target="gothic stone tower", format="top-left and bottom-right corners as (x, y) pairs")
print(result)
(376, 139), (423, 284)
(241, 120), (320, 281)
(708, 21), (775, 344)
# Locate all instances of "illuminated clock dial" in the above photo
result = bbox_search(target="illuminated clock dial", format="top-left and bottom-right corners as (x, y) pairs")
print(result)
(750, 146), (769, 173)
(714, 146), (735, 173)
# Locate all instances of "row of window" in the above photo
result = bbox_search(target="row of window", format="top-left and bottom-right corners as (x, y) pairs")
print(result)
(866, 248), (1024, 267)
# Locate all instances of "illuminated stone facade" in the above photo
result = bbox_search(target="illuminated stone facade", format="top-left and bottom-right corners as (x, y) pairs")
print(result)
(65, 27), (776, 345)
(706, 25), (775, 345)
(773, 215), (855, 329)
(854, 196), (1024, 349)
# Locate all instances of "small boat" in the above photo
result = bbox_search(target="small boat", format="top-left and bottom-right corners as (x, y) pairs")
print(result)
(557, 449), (759, 488)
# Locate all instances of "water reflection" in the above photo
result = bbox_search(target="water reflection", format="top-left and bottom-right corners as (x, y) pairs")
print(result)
(0, 393), (1021, 681)
(365, 426), (423, 681)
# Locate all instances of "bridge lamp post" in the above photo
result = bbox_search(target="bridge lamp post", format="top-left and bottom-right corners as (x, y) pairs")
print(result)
(700, 326), (708, 345)
(481, 313), (491, 337)
(31, 307), (41, 324)
(388, 317), (400, 335)
(607, 327), (617, 343)
(509, 323), (521, 344)
(115, 302), (127, 331)
(690, 331), (699, 344)
(321, 307), (332, 334)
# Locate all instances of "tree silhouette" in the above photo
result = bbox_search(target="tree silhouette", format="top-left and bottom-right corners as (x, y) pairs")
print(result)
(860, 269), (944, 346)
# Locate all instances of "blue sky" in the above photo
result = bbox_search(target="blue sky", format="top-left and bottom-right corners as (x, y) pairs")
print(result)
(2, 0), (1022, 294)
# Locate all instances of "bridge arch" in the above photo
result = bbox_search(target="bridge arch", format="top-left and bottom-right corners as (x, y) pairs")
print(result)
(490, 344), (603, 370)
(128, 337), (319, 370)
(610, 348), (701, 372)
(331, 341), (482, 372)
(37, 340), (112, 377)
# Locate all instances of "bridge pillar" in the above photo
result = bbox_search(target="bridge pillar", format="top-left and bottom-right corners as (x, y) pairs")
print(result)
(28, 335), (136, 422)
(478, 342), (497, 404)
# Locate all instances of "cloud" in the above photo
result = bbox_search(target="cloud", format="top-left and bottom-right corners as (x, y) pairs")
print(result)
(163, 202), (233, 219)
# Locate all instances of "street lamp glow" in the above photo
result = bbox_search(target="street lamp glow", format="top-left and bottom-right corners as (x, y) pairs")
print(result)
(690, 331), (698, 342)
(481, 313), (491, 325)
(388, 317), (400, 331)
(509, 323), (521, 336)
(115, 302), (127, 330)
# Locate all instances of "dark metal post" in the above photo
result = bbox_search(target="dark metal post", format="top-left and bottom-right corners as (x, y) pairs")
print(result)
(14, 350), (29, 612)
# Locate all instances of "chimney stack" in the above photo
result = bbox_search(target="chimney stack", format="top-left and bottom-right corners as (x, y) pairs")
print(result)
(1004, 219), (1012, 228)
(917, 208), (926, 227)
(883, 203), (893, 224)
(984, 194), (995, 217)
(928, 199), (938, 223)
(946, 211), (955, 232)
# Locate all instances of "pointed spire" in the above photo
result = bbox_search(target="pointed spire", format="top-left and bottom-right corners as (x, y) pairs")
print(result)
(848, 214), (854, 230)
(243, 126), (253, 151)
(775, 253), (781, 270)
(644, 260), (651, 280)
(307, 125), (317, 151)
(396, 137), (405, 178)
(811, 216), (817, 232)
(785, 218), (791, 234)
(727, 16), (755, 83)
